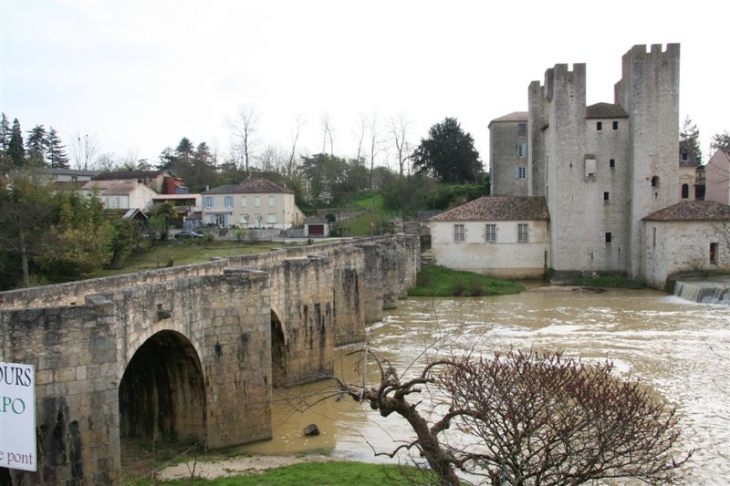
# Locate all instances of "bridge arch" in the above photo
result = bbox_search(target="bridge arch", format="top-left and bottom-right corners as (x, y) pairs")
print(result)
(118, 330), (206, 445)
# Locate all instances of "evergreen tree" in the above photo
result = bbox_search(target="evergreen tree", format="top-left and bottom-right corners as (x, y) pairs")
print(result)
(27, 125), (49, 167)
(0, 113), (11, 174)
(0, 113), (10, 152)
(47, 128), (70, 169)
(679, 116), (702, 165)
(8, 118), (25, 168)
(412, 117), (482, 183)
(711, 131), (730, 152)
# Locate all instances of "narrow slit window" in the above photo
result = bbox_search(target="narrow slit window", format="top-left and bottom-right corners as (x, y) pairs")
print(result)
(605, 232), (612, 243)
(604, 192), (610, 201)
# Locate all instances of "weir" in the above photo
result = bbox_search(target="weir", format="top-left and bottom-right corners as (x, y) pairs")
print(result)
(672, 275), (730, 305)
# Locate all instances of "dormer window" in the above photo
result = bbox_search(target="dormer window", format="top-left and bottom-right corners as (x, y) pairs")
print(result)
(681, 151), (688, 162)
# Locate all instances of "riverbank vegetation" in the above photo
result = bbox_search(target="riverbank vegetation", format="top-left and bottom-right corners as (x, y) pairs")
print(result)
(408, 265), (524, 297)
(127, 461), (429, 485)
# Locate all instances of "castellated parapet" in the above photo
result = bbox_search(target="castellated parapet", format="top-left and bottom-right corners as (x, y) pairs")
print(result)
(517, 44), (681, 278)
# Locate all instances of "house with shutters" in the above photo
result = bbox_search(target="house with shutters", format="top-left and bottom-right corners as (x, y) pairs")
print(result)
(429, 196), (549, 279)
(201, 178), (304, 230)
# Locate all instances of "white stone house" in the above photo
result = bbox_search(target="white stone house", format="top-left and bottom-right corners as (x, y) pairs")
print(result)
(201, 178), (304, 230)
(642, 201), (730, 289)
(429, 196), (550, 279)
(705, 148), (730, 205)
(79, 179), (159, 210)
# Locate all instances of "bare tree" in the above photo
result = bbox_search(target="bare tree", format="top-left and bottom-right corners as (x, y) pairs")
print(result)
(390, 112), (413, 177)
(320, 112), (335, 155)
(229, 103), (261, 172)
(286, 113), (306, 176)
(353, 113), (367, 163)
(333, 348), (691, 486)
(258, 144), (287, 173)
(70, 132), (100, 170)
(366, 112), (384, 190)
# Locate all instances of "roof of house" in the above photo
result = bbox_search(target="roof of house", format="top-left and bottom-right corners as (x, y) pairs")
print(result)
(81, 180), (152, 195)
(93, 170), (169, 181)
(36, 167), (101, 177)
(488, 112), (528, 127)
(679, 140), (701, 167)
(585, 102), (629, 119)
(643, 201), (730, 222)
(429, 196), (550, 222)
(203, 178), (294, 195)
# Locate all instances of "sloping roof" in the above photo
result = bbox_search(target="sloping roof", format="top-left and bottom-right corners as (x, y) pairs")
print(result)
(488, 111), (528, 127)
(643, 201), (730, 221)
(429, 196), (550, 222)
(81, 180), (141, 195)
(94, 170), (167, 181)
(679, 140), (701, 167)
(585, 103), (629, 119)
(36, 168), (101, 177)
(203, 178), (294, 195)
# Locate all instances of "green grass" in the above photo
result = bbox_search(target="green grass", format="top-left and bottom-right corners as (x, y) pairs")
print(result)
(562, 276), (644, 289)
(409, 266), (524, 297)
(352, 192), (384, 210)
(127, 461), (435, 485)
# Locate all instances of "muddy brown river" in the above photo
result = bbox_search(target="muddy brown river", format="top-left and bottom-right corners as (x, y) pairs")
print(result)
(236, 288), (730, 484)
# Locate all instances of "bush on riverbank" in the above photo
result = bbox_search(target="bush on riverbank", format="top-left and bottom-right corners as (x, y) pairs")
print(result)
(409, 266), (524, 297)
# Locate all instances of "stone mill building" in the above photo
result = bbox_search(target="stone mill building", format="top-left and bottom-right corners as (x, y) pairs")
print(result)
(459, 43), (729, 287)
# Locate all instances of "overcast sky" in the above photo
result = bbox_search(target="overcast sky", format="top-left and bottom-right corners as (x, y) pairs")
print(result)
(1, 0), (727, 172)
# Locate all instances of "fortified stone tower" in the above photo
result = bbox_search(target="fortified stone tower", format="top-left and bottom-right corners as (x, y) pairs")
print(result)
(615, 44), (681, 278)
(532, 63), (594, 273)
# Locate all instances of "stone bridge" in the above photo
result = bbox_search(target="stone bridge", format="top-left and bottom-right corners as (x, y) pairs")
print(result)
(0, 235), (420, 485)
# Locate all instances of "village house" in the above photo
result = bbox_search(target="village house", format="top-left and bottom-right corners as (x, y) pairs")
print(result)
(705, 148), (730, 205)
(432, 44), (730, 289)
(201, 177), (304, 230)
(429, 196), (549, 278)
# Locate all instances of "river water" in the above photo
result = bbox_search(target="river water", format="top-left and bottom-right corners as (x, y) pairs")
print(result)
(236, 288), (730, 484)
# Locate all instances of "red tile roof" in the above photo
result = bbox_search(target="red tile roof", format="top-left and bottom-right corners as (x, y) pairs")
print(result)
(429, 196), (549, 222)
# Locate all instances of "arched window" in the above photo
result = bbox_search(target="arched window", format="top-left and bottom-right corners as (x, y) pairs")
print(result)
(681, 183), (689, 199)
(651, 176), (660, 188)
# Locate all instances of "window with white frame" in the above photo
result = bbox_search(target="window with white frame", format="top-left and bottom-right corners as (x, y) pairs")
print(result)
(454, 224), (465, 242)
(485, 224), (496, 243)
(224, 196), (233, 208)
(268, 195), (275, 207)
(241, 196), (247, 207)
(518, 167), (527, 179)
(518, 143), (527, 158)
(240, 214), (249, 226)
(255, 196), (261, 207)
(203, 196), (213, 208)
(267, 213), (277, 224)
(518, 223), (529, 242)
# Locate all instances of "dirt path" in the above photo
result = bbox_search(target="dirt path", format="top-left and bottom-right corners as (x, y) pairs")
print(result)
(158, 454), (339, 481)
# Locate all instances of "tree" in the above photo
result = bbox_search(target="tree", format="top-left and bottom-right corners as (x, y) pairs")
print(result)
(335, 348), (690, 486)
(46, 128), (70, 169)
(229, 103), (260, 172)
(320, 112), (335, 155)
(390, 112), (413, 177)
(0, 173), (53, 287)
(711, 131), (730, 152)
(412, 117), (482, 183)
(680, 117), (702, 165)
(71, 132), (100, 170)
(8, 118), (25, 168)
(27, 124), (49, 167)
(36, 194), (114, 281)
(286, 113), (306, 177)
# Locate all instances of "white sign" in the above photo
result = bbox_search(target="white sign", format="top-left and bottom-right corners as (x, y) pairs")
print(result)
(0, 362), (36, 472)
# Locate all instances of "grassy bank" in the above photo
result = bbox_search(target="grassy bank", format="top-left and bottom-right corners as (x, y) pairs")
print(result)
(128, 461), (433, 485)
(409, 266), (524, 297)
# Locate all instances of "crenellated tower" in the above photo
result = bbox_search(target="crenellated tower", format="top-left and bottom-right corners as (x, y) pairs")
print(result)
(616, 44), (681, 278)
